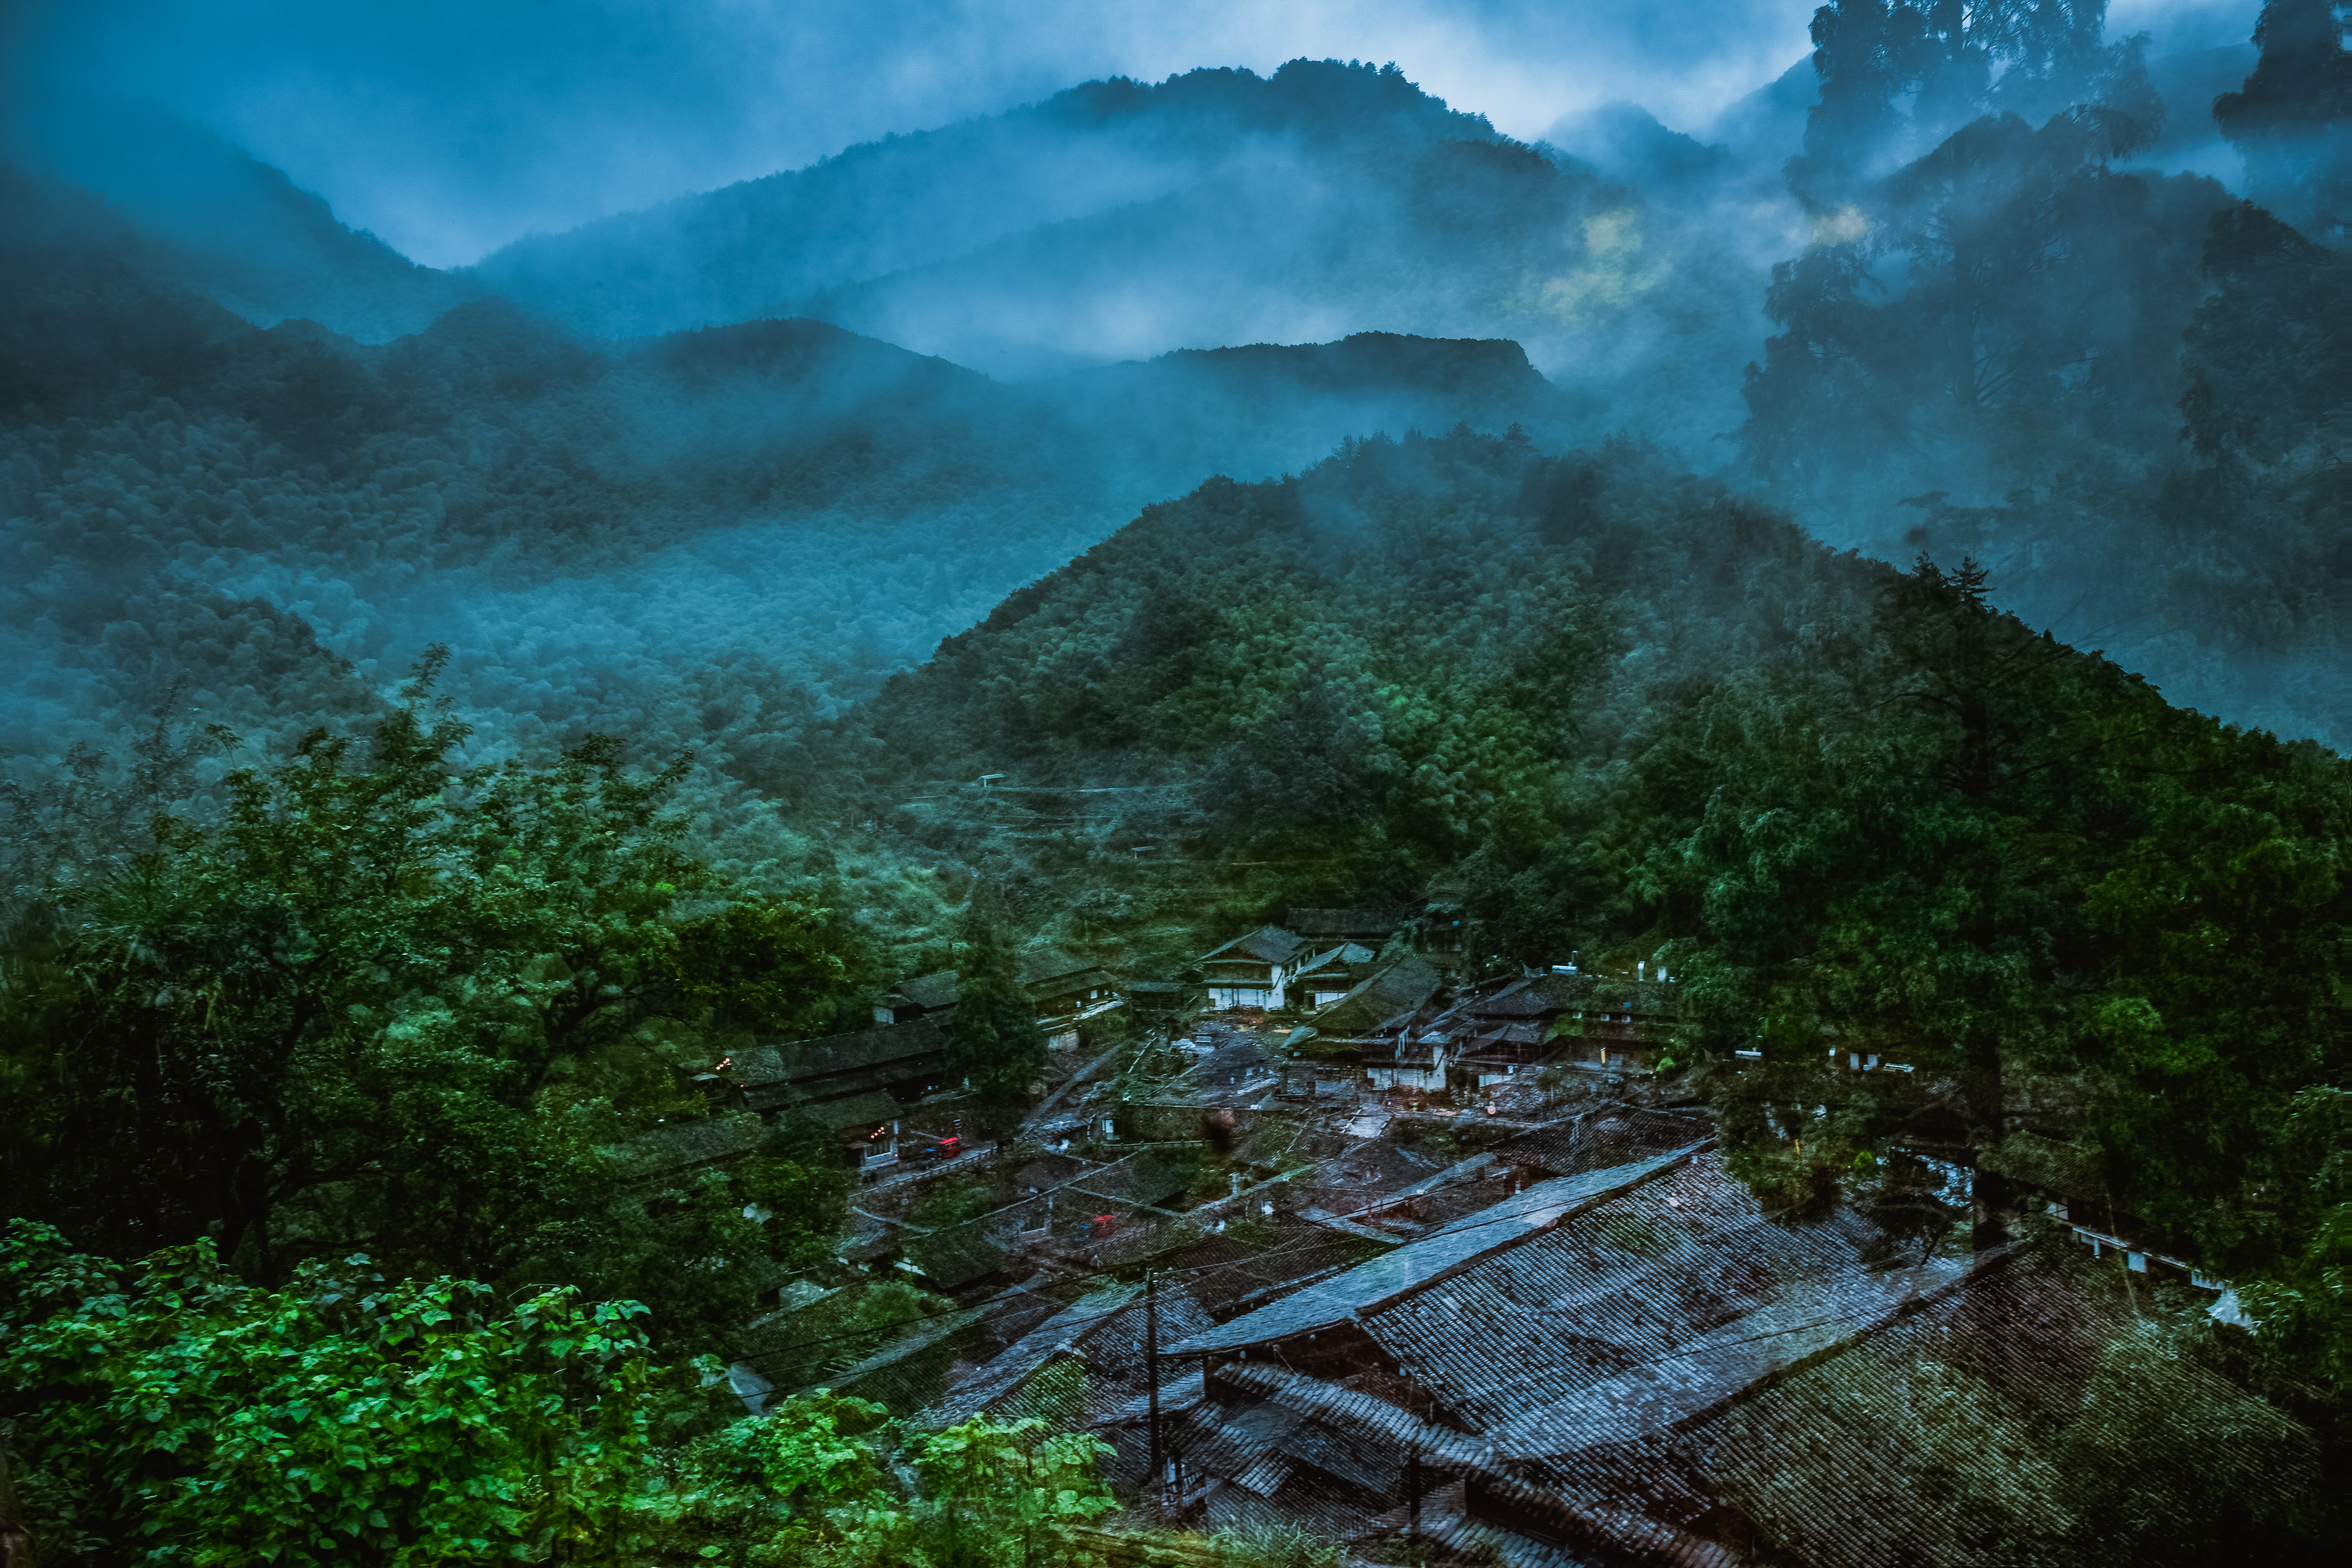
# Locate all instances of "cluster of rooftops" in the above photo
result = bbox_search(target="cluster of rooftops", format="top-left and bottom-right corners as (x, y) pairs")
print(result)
(725, 1092), (2309, 1565)
(608, 901), (2306, 1562)
(619, 905), (1689, 1181)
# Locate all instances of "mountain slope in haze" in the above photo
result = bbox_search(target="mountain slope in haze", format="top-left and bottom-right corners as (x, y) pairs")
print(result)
(1726, 12), (2352, 748)
(14, 64), (1781, 457)
(0, 190), (1580, 778)
(466, 61), (1496, 342)
(9, 107), (478, 341)
(458, 59), (1780, 444)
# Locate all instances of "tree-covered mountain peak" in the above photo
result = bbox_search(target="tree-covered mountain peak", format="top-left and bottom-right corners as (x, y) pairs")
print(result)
(631, 315), (992, 392)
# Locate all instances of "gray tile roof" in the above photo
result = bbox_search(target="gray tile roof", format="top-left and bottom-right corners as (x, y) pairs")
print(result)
(610, 1113), (767, 1181)
(1464, 973), (1588, 1018)
(729, 1017), (950, 1110)
(1019, 945), (1102, 988)
(1490, 1107), (1712, 1177)
(925, 1280), (1143, 1425)
(1311, 954), (1445, 1038)
(1165, 1144), (1708, 1356)
(1200, 925), (1310, 967)
(889, 948), (1105, 1012)
(894, 970), (962, 1010)
(1664, 1254), (2321, 1568)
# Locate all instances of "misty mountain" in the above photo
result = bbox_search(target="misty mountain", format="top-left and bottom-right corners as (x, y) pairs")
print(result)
(10, 106), (477, 341)
(455, 59), (1780, 446)
(1695, 56), (1823, 163)
(0, 184), (1580, 781)
(1726, 10), (2351, 747)
(465, 61), (1501, 342)
(12, 66), (1756, 449)
(1541, 101), (1728, 190)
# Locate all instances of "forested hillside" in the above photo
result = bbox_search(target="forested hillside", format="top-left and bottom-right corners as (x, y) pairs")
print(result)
(1732, 8), (2352, 744)
(818, 427), (2351, 1370)
(0, 161), (1577, 787)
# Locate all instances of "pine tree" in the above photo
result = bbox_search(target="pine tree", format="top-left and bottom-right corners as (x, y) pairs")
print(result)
(946, 883), (1045, 1109)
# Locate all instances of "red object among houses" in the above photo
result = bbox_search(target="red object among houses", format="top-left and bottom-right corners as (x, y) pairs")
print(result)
(1090, 1213), (1120, 1237)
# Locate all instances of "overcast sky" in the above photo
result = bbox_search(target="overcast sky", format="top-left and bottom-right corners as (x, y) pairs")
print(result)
(3, 0), (2263, 269)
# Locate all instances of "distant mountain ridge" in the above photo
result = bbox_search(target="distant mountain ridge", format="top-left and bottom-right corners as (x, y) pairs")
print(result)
(0, 195), (1580, 763)
(464, 61), (1496, 343)
(12, 60), (1773, 450)
(11, 106), (477, 340)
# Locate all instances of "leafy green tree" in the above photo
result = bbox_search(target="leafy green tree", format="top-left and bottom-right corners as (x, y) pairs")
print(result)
(0, 1220), (674, 1567)
(657, 1394), (1114, 1567)
(897, 1417), (1116, 1568)
(2233, 1086), (2352, 1385)
(1, 655), (864, 1348)
(4, 1223), (1130, 1568)
(947, 883), (1046, 1109)
(2082, 732), (2350, 1274)
(1789, 0), (1934, 204)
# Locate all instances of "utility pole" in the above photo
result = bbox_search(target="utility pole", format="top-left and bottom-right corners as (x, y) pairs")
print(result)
(1145, 1268), (1163, 1505)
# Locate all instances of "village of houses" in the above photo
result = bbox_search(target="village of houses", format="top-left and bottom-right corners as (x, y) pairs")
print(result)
(623, 908), (2314, 1566)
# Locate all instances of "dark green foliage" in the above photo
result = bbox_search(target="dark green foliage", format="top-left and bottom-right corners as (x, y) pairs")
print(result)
(2178, 202), (2352, 467)
(949, 884), (1048, 1107)
(0, 1221), (1127, 1566)
(2214, 1), (2352, 237)
(0, 1221), (673, 1566)
(0, 166), (1588, 797)
(0, 658), (862, 1354)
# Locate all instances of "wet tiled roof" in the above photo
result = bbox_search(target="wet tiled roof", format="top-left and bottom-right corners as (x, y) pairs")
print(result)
(1313, 954), (1445, 1038)
(1201, 925), (1310, 967)
(816, 1304), (992, 1406)
(1464, 973), (1589, 1018)
(925, 1280), (1143, 1425)
(611, 1113), (767, 1180)
(893, 970), (963, 1010)
(732, 1016), (949, 1095)
(1019, 945), (1101, 988)
(1167, 1145), (1708, 1356)
(1491, 1107), (1713, 1177)
(1666, 1253), (2320, 1568)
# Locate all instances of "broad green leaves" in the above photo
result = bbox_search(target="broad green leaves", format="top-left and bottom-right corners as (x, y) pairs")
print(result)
(0, 1221), (671, 1566)
(2, 1225), (1126, 1567)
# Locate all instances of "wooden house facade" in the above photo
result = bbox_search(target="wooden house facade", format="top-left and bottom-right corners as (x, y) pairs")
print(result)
(1196, 925), (1311, 1010)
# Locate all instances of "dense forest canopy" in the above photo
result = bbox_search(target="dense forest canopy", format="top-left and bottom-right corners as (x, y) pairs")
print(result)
(2, 4), (2349, 1561)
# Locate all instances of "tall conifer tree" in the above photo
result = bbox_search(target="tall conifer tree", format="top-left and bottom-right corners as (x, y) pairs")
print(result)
(947, 882), (1045, 1109)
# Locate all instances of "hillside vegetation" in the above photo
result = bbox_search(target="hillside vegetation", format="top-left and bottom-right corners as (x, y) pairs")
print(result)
(1, 8), (2348, 1559)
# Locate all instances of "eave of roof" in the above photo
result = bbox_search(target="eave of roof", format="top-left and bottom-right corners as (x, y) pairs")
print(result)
(1164, 1142), (1709, 1356)
(736, 1016), (950, 1089)
(1200, 925), (1308, 966)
